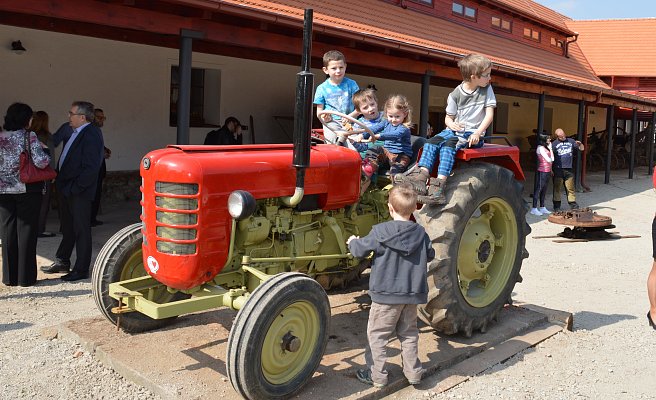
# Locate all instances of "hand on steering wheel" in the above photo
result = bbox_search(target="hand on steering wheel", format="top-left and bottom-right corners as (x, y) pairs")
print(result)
(317, 110), (375, 142)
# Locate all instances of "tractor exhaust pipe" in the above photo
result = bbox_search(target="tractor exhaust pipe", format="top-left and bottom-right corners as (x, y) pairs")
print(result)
(282, 8), (314, 207)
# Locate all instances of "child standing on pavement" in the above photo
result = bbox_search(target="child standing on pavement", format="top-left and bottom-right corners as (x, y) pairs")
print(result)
(313, 50), (360, 146)
(530, 134), (554, 216)
(347, 183), (435, 388)
(395, 54), (496, 206)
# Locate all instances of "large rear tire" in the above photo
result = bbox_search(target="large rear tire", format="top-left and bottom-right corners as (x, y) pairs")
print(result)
(91, 223), (187, 333)
(227, 272), (330, 400)
(418, 163), (530, 336)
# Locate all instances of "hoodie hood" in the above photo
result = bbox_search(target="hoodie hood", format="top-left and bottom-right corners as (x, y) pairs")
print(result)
(374, 220), (427, 255)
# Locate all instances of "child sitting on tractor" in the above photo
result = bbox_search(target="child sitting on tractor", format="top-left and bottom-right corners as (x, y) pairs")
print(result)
(395, 54), (496, 206)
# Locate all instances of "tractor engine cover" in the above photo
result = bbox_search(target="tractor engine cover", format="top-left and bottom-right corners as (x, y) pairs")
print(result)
(139, 143), (362, 290)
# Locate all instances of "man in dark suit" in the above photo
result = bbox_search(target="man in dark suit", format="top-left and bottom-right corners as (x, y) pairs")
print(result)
(41, 101), (104, 281)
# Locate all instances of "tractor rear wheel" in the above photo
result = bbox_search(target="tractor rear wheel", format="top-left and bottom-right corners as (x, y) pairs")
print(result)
(227, 272), (330, 400)
(418, 163), (530, 336)
(91, 223), (187, 333)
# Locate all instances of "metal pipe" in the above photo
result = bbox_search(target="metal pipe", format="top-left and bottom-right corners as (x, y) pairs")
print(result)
(247, 253), (351, 263)
(605, 105), (614, 184)
(284, 8), (314, 207)
(629, 109), (637, 179)
(564, 32), (579, 58)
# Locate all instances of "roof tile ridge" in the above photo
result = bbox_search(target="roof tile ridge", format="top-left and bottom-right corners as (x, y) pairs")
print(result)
(572, 17), (656, 22)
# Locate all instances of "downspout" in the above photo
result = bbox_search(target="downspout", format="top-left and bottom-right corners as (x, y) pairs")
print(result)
(564, 32), (579, 58)
(282, 9), (314, 207)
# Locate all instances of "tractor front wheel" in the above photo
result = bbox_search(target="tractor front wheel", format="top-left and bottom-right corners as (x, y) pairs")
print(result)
(418, 163), (530, 336)
(227, 272), (330, 400)
(91, 223), (187, 333)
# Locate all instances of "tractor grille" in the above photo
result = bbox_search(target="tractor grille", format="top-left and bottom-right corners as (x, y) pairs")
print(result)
(153, 181), (199, 255)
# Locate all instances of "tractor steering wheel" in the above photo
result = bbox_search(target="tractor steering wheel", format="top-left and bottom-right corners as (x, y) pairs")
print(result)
(316, 110), (375, 144)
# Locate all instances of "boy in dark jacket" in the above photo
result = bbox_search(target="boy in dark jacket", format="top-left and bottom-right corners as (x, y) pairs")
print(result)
(347, 183), (435, 388)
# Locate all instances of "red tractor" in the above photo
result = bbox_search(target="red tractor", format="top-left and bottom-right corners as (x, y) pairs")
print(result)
(91, 10), (529, 400)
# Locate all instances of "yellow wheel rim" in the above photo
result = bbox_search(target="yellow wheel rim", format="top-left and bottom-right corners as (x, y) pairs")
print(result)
(119, 249), (145, 280)
(261, 300), (320, 385)
(457, 197), (518, 307)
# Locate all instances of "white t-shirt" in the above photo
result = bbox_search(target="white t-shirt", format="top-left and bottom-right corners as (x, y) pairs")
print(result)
(445, 83), (497, 132)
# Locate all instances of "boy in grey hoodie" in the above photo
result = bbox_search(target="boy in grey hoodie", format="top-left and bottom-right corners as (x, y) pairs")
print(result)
(347, 183), (435, 388)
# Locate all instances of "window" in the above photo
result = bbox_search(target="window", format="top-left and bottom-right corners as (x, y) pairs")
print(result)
(491, 16), (512, 32)
(550, 37), (563, 48)
(169, 66), (221, 127)
(413, 0), (433, 4)
(523, 27), (540, 42)
(452, 2), (476, 20)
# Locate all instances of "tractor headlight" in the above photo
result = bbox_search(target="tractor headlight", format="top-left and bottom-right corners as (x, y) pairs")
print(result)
(228, 190), (256, 220)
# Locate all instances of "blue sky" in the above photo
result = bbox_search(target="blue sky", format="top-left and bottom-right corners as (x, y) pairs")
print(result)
(534, 0), (656, 20)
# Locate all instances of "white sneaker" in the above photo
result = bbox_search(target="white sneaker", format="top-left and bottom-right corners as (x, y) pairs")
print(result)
(529, 208), (542, 216)
(538, 207), (551, 214)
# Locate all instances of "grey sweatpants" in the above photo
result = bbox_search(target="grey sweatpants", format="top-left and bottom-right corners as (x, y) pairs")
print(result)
(365, 302), (423, 385)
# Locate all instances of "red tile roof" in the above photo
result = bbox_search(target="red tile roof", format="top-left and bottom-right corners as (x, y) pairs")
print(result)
(566, 18), (656, 77)
(486, 0), (574, 33)
(218, 0), (606, 89)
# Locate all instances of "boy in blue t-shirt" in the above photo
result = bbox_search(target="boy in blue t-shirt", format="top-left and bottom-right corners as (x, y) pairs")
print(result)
(313, 50), (360, 146)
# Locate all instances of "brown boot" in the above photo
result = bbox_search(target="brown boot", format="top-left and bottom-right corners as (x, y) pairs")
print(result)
(418, 177), (447, 205)
(394, 166), (429, 195)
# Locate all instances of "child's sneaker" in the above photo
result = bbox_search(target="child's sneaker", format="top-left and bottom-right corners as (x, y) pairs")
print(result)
(407, 369), (426, 385)
(356, 369), (386, 388)
(538, 207), (551, 214)
(529, 208), (542, 216)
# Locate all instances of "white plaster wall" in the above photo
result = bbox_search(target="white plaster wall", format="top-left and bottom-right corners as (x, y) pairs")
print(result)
(0, 25), (428, 171)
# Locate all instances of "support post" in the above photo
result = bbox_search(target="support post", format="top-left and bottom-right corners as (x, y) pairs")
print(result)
(649, 112), (656, 175)
(575, 100), (585, 191)
(418, 71), (433, 137)
(604, 105), (614, 184)
(533, 92), (545, 197)
(176, 29), (204, 145)
(629, 109), (637, 179)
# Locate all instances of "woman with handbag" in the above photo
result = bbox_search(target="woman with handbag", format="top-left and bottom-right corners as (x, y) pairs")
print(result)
(0, 103), (51, 286)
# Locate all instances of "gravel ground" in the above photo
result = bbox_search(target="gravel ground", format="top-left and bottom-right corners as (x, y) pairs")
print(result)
(402, 168), (656, 400)
(2, 169), (655, 399)
(0, 203), (158, 399)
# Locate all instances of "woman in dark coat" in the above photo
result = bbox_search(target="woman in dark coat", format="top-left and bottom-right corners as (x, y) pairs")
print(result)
(0, 103), (51, 286)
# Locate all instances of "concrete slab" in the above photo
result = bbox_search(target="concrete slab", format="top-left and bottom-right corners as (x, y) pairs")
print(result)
(58, 278), (570, 400)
